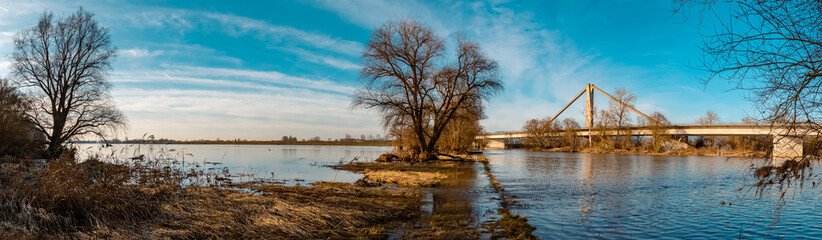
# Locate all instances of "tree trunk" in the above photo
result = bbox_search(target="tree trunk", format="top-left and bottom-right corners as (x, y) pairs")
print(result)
(46, 112), (67, 159)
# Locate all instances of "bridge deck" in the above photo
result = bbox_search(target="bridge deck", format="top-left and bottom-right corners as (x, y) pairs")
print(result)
(483, 124), (816, 139)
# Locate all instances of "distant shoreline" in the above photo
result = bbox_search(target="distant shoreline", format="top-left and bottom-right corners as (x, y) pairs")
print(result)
(74, 140), (394, 146)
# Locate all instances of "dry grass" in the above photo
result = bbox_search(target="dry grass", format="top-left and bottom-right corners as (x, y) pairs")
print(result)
(153, 182), (422, 239)
(0, 151), (180, 237)
(333, 161), (463, 188)
(364, 170), (447, 187)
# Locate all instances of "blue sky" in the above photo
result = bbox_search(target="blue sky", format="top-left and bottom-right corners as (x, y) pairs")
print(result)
(0, 0), (752, 140)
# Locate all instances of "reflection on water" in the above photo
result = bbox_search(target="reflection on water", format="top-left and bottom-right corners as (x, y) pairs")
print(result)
(485, 150), (822, 239)
(75, 143), (392, 186)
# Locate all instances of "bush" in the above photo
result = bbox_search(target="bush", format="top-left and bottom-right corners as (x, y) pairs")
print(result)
(0, 79), (42, 158)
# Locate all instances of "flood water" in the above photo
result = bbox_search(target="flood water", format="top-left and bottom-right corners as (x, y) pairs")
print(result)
(75, 144), (821, 238)
(75, 143), (391, 186)
(484, 150), (822, 239)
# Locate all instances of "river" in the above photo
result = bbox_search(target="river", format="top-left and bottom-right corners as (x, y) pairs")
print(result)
(484, 150), (822, 239)
(75, 144), (821, 239)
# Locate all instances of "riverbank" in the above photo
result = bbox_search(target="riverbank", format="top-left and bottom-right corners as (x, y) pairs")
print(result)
(0, 154), (418, 239)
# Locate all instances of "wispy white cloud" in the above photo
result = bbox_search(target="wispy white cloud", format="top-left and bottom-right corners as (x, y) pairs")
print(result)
(273, 47), (361, 70)
(0, 6), (8, 12)
(126, 9), (364, 57)
(113, 65), (356, 95)
(119, 48), (164, 57)
(161, 72), (173, 80)
(310, 0), (448, 32)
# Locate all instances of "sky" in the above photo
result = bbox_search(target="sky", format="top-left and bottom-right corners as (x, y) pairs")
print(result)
(0, 0), (754, 141)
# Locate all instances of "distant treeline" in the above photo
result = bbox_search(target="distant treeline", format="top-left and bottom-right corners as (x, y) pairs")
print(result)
(73, 139), (393, 146)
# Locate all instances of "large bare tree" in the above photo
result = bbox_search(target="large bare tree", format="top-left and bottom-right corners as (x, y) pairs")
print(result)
(11, 8), (125, 157)
(354, 19), (503, 160)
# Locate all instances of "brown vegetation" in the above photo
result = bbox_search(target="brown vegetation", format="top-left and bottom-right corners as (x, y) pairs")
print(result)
(335, 160), (461, 188)
(364, 170), (447, 187)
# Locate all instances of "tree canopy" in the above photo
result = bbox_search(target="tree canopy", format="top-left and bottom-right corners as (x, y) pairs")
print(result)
(354, 19), (503, 160)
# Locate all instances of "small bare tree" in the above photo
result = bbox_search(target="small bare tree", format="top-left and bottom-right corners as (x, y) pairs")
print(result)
(561, 118), (581, 151)
(695, 110), (720, 148)
(641, 112), (671, 152)
(523, 118), (552, 149)
(354, 19), (503, 160)
(607, 88), (636, 148)
(11, 8), (126, 157)
(695, 110), (720, 125)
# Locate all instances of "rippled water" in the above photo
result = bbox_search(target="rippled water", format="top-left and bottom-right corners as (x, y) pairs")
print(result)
(484, 150), (822, 239)
(75, 143), (391, 185)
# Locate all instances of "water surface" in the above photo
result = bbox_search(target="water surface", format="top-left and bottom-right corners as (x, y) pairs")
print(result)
(76, 143), (391, 186)
(484, 150), (822, 239)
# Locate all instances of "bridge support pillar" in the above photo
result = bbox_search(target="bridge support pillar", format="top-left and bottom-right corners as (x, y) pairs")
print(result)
(772, 135), (803, 165)
(585, 84), (594, 128)
(486, 139), (506, 149)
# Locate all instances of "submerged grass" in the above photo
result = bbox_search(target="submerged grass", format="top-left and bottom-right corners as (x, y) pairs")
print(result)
(478, 156), (539, 239)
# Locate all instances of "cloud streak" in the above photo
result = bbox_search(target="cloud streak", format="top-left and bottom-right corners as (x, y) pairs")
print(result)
(119, 48), (164, 57)
(127, 9), (364, 57)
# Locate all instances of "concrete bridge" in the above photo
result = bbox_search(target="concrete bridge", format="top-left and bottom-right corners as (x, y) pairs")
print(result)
(481, 124), (808, 158)
(481, 84), (813, 160)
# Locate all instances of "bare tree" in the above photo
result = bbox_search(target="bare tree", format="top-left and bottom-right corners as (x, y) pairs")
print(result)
(695, 110), (721, 148)
(354, 19), (503, 160)
(675, 0), (821, 195)
(594, 109), (614, 147)
(607, 88), (636, 148)
(695, 110), (720, 125)
(641, 111), (671, 152)
(561, 118), (581, 151)
(11, 9), (125, 157)
(523, 118), (552, 149)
